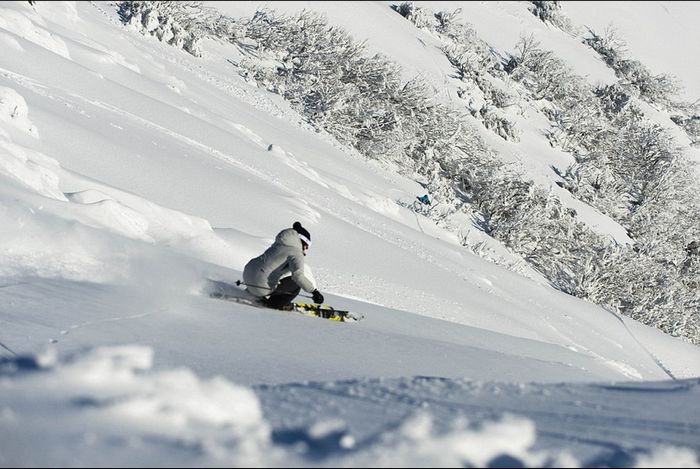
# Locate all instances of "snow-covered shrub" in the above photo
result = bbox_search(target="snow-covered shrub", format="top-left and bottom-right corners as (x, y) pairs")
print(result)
(619, 59), (681, 108)
(506, 36), (609, 151)
(587, 148), (700, 343)
(473, 105), (520, 141)
(390, 2), (433, 30)
(544, 86), (607, 152)
(405, 8), (521, 142)
(594, 83), (631, 116)
(564, 109), (684, 222)
(554, 95), (700, 345)
(237, 9), (480, 174)
(117, 1), (217, 57)
(583, 25), (626, 67)
(506, 34), (685, 221)
(681, 241), (700, 326)
(584, 26), (681, 108)
(435, 12), (503, 78)
(616, 121), (679, 211)
(499, 31), (700, 343)
(506, 35), (579, 102)
(588, 240), (700, 343)
(528, 1), (574, 33)
(560, 162), (629, 221)
(207, 12), (245, 43)
(472, 170), (605, 294)
(434, 9), (464, 37)
(671, 113), (700, 147)
(444, 44), (493, 83)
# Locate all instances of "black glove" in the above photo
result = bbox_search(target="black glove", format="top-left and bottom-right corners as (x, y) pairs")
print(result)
(312, 289), (324, 304)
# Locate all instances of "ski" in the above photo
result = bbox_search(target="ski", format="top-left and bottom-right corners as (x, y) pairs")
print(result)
(205, 280), (363, 322)
(292, 302), (364, 322)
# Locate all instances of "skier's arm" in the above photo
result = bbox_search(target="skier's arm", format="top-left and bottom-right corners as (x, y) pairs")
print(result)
(287, 254), (316, 293)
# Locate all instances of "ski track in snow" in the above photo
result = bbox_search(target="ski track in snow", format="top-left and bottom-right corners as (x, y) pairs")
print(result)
(58, 308), (164, 335)
(0, 339), (17, 356)
(253, 375), (700, 465)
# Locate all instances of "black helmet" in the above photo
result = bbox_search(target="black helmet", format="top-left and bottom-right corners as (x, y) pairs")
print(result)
(293, 221), (311, 248)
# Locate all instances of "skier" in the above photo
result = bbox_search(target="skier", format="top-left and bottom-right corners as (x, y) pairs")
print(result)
(242, 222), (325, 310)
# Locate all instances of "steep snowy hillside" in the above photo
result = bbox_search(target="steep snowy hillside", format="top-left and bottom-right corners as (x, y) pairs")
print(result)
(0, 1), (699, 467)
(207, 0), (700, 342)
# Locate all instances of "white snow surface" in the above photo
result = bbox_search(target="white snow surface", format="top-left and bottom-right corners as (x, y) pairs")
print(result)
(0, 1), (699, 467)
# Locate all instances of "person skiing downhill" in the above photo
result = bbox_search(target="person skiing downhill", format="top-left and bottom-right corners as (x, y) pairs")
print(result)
(243, 222), (324, 310)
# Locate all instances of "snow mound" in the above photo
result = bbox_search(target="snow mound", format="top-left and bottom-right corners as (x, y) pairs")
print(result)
(0, 86), (39, 137)
(0, 346), (271, 467)
(0, 140), (65, 201)
(66, 193), (152, 241)
(0, 6), (70, 59)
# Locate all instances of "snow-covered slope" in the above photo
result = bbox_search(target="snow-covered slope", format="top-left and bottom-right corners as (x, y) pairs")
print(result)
(0, 1), (699, 467)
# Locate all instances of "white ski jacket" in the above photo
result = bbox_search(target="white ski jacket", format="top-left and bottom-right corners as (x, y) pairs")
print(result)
(243, 228), (316, 297)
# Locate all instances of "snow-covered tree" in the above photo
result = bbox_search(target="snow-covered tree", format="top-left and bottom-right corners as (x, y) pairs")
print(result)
(671, 104), (700, 148)
(584, 25), (681, 109)
(390, 2), (433, 30)
(388, 3), (700, 342)
(543, 81), (607, 152)
(506, 35), (580, 103)
(237, 9), (484, 176)
(394, 6), (522, 143)
(117, 1), (217, 57)
(528, 1), (574, 33)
